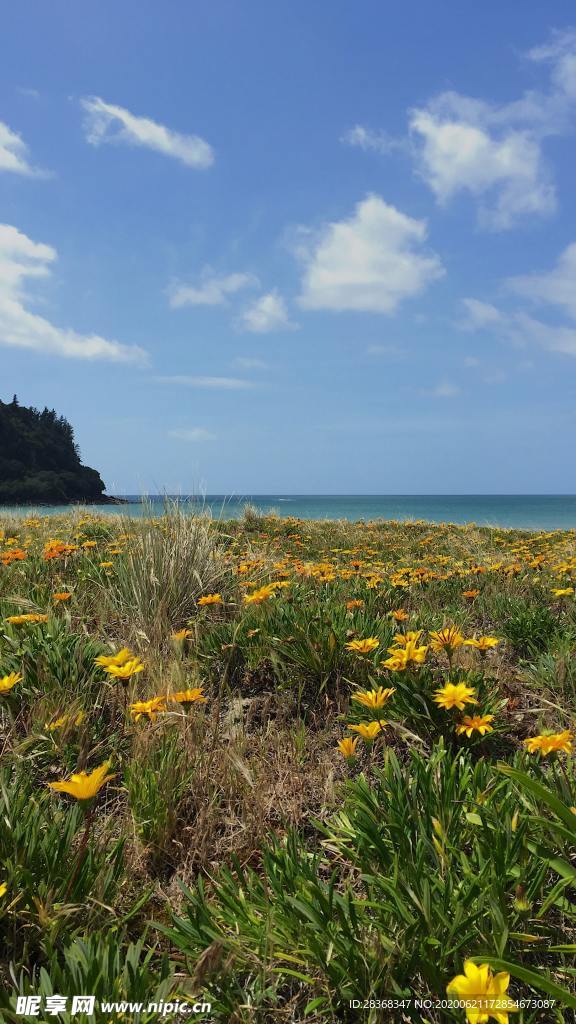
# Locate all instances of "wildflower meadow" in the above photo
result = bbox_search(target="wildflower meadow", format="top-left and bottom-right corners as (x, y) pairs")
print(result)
(0, 505), (575, 1022)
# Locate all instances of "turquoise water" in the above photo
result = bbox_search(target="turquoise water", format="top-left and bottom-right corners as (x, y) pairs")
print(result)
(2, 495), (576, 530)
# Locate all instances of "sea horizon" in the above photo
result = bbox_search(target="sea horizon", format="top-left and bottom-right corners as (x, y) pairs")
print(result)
(2, 493), (576, 531)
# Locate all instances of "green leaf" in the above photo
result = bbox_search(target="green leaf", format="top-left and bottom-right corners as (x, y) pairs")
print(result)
(465, 812), (484, 826)
(498, 765), (576, 832)
(478, 957), (576, 1008)
(304, 997), (328, 1015)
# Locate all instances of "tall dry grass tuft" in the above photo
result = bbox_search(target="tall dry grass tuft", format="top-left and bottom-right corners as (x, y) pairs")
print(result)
(108, 501), (230, 643)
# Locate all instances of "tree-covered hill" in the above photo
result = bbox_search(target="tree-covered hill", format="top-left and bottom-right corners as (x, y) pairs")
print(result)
(0, 396), (111, 504)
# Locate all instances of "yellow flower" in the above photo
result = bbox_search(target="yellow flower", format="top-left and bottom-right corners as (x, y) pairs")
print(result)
(447, 960), (518, 1023)
(392, 629), (423, 647)
(129, 696), (166, 721)
(171, 628), (193, 641)
(337, 736), (359, 758)
(48, 761), (116, 801)
(45, 711), (85, 731)
(170, 687), (207, 705)
(0, 882), (7, 898)
(524, 730), (573, 756)
(52, 591), (72, 602)
(95, 647), (133, 669)
(382, 650), (410, 671)
(198, 593), (223, 606)
(429, 626), (465, 653)
(99, 561), (114, 568)
(348, 720), (386, 740)
(456, 714), (495, 738)
(244, 584), (276, 605)
(345, 637), (380, 654)
(464, 636), (500, 651)
(385, 635), (428, 668)
(434, 683), (478, 711)
(403, 638), (428, 664)
(0, 672), (22, 694)
(106, 658), (145, 681)
(352, 686), (396, 709)
(551, 587), (574, 597)
(365, 575), (382, 589)
(5, 613), (48, 625)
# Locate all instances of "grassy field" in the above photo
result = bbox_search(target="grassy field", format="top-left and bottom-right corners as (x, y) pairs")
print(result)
(0, 506), (575, 1023)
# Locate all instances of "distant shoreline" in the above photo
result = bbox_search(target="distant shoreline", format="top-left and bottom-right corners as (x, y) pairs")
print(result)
(1, 494), (575, 531)
(0, 495), (129, 507)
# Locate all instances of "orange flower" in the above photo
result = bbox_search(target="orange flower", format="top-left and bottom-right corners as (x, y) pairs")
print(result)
(391, 608), (409, 622)
(524, 730), (573, 756)
(53, 592), (72, 602)
(171, 628), (193, 641)
(0, 548), (27, 566)
(455, 714), (494, 737)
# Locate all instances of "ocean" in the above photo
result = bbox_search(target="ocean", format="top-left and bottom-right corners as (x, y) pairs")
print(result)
(2, 495), (576, 531)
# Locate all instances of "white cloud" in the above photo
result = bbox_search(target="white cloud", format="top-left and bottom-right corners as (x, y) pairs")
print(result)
(237, 290), (296, 333)
(347, 30), (576, 230)
(234, 356), (267, 369)
(512, 312), (576, 357)
(169, 270), (257, 308)
(0, 224), (147, 363)
(366, 343), (402, 357)
(0, 120), (46, 177)
(168, 427), (216, 442)
(464, 238), (576, 359)
(460, 296), (576, 357)
(409, 99), (555, 230)
(459, 298), (505, 331)
(296, 194), (443, 314)
(156, 375), (254, 389)
(429, 381), (460, 398)
(17, 87), (41, 100)
(507, 242), (576, 319)
(340, 124), (399, 154)
(80, 96), (214, 169)
(528, 28), (576, 100)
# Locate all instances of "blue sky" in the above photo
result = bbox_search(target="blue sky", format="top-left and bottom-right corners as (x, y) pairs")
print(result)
(1, 2), (576, 494)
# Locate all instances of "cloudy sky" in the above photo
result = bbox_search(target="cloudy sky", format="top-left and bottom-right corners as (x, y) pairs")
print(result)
(2, 2), (576, 494)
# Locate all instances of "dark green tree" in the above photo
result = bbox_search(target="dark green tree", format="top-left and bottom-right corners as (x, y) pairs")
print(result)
(0, 398), (110, 504)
